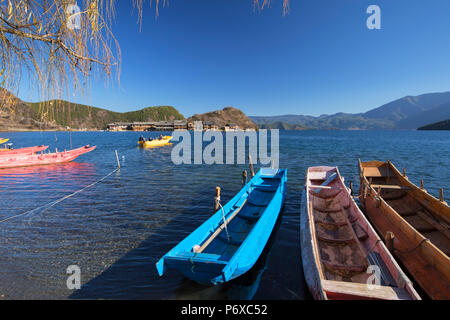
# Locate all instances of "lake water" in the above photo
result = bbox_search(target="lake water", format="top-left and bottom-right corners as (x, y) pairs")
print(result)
(0, 130), (448, 299)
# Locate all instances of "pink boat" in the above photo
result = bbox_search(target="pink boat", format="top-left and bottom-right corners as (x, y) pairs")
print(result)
(0, 145), (49, 156)
(0, 145), (96, 169)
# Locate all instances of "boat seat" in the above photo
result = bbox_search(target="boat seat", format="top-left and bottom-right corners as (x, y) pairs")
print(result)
(238, 210), (262, 222)
(322, 280), (412, 300)
(318, 235), (355, 245)
(247, 197), (271, 207)
(253, 185), (278, 192)
(381, 192), (407, 201)
(217, 233), (243, 246)
(174, 251), (225, 262)
(371, 184), (411, 191)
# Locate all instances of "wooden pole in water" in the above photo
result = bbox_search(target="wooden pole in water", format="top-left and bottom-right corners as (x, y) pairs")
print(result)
(420, 179), (424, 190)
(385, 231), (395, 252)
(248, 155), (255, 178)
(242, 170), (247, 186)
(349, 181), (353, 195)
(115, 150), (120, 169)
(440, 189), (445, 202)
(403, 168), (406, 177)
(214, 186), (221, 211)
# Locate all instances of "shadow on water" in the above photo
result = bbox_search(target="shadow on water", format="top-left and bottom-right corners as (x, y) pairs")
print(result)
(69, 201), (286, 300)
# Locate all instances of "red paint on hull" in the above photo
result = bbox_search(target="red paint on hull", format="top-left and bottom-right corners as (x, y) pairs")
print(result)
(0, 145), (49, 156)
(0, 145), (96, 169)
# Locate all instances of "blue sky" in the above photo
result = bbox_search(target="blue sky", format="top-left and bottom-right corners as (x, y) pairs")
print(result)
(19, 0), (450, 116)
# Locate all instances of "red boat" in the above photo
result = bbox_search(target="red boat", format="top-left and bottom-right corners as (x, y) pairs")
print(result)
(0, 145), (96, 169)
(300, 166), (420, 300)
(0, 145), (49, 156)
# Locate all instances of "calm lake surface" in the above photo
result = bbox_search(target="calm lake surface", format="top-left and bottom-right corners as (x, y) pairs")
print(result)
(0, 130), (448, 299)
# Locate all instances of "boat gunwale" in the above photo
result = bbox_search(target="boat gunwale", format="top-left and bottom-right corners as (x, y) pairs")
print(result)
(220, 169), (286, 282)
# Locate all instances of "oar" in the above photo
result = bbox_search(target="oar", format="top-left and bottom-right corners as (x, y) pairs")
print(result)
(197, 198), (248, 253)
(313, 172), (337, 194)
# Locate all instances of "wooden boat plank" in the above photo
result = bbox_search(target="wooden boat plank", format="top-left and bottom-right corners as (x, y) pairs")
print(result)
(318, 241), (367, 277)
(322, 280), (412, 300)
(363, 167), (386, 177)
(415, 210), (450, 239)
(420, 230), (450, 255)
(403, 215), (436, 233)
(371, 184), (411, 190)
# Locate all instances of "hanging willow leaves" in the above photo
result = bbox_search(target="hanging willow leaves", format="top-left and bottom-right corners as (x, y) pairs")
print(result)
(0, 0), (289, 123)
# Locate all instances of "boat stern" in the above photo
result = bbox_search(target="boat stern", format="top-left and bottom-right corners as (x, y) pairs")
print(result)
(156, 251), (229, 285)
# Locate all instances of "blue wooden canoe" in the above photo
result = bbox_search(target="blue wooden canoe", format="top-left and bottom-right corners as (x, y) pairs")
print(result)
(156, 168), (287, 285)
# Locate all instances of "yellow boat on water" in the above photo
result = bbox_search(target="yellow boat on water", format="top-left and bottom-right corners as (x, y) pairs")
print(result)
(0, 138), (9, 145)
(138, 136), (173, 148)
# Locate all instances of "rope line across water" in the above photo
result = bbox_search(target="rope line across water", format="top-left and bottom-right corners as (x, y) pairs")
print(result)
(0, 167), (120, 225)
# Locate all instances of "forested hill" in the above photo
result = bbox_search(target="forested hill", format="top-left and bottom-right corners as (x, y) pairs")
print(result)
(418, 119), (450, 130)
(0, 88), (184, 131)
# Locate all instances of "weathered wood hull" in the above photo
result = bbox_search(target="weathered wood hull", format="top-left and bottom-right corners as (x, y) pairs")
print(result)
(0, 145), (48, 156)
(358, 160), (450, 300)
(301, 166), (420, 300)
(0, 145), (96, 169)
(156, 168), (287, 285)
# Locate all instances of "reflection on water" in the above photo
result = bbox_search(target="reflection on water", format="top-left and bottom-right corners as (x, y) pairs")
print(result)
(0, 130), (448, 299)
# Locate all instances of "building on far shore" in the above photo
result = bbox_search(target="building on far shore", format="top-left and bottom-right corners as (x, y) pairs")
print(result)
(106, 120), (247, 132)
(224, 123), (239, 131)
(203, 121), (218, 131)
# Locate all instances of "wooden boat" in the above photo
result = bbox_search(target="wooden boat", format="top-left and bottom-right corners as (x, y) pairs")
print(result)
(300, 166), (420, 300)
(0, 145), (48, 156)
(156, 168), (287, 285)
(138, 136), (173, 148)
(359, 160), (450, 299)
(0, 145), (96, 169)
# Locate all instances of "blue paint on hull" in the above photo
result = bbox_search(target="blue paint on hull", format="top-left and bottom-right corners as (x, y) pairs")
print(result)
(156, 168), (287, 285)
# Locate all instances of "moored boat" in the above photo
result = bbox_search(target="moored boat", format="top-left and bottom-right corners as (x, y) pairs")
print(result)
(0, 145), (48, 156)
(300, 166), (420, 300)
(0, 138), (9, 144)
(0, 145), (96, 169)
(359, 160), (450, 299)
(138, 136), (173, 148)
(156, 168), (287, 285)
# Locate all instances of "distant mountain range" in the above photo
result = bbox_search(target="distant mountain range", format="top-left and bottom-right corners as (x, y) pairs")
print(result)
(251, 92), (450, 130)
(2, 88), (450, 131)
